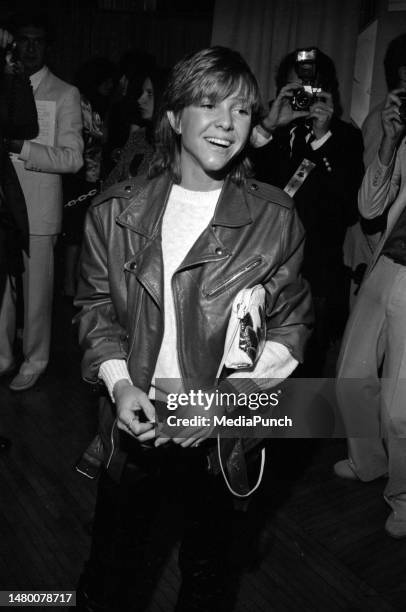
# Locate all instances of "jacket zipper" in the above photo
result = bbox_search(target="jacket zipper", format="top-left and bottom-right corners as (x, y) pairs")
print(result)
(126, 290), (143, 365)
(106, 419), (117, 470)
(172, 274), (187, 388)
(206, 257), (262, 297)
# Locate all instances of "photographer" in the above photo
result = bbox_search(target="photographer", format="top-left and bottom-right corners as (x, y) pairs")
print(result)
(251, 48), (364, 374)
(335, 88), (406, 538)
(0, 27), (38, 305)
(0, 26), (38, 451)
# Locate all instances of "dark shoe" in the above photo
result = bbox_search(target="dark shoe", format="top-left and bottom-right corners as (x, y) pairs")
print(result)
(75, 569), (116, 611)
(0, 436), (11, 453)
(175, 565), (229, 612)
(75, 563), (148, 612)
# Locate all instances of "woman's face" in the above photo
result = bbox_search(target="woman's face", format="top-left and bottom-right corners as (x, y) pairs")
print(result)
(168, 89), (252, 190)
(138, 78), (154, 120)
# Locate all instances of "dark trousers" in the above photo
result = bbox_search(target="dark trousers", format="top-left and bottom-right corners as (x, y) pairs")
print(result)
(80, 442), (237, 612)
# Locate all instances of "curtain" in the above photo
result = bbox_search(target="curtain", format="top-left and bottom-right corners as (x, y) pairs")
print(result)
(211, 0), (362, 119)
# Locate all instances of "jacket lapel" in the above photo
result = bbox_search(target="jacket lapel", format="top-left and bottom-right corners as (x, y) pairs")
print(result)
(117, 174), (253, 304)
(118, 176), (172, 308)
(32, 67), (51, 98)
(177, 178), (252, 270)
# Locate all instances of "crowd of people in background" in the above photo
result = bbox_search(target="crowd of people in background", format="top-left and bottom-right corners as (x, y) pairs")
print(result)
(2, 7), (406, 612)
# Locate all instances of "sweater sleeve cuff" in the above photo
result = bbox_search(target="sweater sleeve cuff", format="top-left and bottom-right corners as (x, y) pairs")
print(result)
(227, 340), (298, 389)
(251, 124), (274, 148)
(98, 359), (133, 402)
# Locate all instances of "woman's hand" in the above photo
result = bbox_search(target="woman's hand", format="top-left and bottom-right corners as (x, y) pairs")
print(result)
(155, 390), (222, 449)
(114, 380), (156, 443)
(379, 89), (406, 165)
(382, 89), (406, 142)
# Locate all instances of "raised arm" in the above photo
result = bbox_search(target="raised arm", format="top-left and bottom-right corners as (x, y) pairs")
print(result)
(359, 90), (406, 220)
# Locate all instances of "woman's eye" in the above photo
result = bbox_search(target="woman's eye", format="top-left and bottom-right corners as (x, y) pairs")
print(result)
(235, 107), (250, 115)
(201, 102), (215, 109)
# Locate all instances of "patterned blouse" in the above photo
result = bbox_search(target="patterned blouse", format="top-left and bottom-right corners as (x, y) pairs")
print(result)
(103, 127), (153, 190)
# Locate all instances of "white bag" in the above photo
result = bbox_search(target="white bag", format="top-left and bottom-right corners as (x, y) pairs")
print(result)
(223, 284), (266, 370)
(214, 284), (267, 499)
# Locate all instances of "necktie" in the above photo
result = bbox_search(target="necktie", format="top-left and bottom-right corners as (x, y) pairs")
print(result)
(291, 123), (312, 166)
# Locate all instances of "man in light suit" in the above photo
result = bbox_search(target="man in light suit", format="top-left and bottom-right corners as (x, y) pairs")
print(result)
(0, 13), (83, 390)
(335, 88), (406, 538)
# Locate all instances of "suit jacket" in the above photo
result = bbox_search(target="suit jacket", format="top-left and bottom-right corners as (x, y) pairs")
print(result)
(0, 69), (38, 300)
(359, 138), (406, 275)
(12, 67), (83, 235)
(0, 71), (38, 254)
(251, 117), (364, 296)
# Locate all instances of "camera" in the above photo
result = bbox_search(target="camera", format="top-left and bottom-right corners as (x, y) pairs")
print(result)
(291, 48), (322, 111)
(4, 41), (20, 71)
(398, 91), (406, 123)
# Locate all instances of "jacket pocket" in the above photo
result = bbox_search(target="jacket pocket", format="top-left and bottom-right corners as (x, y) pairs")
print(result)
(204, 256), (263, 298)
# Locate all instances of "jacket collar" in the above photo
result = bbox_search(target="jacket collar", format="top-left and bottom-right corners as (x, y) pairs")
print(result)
(30, 65), (49, 94)
(116, 173), (253, 237)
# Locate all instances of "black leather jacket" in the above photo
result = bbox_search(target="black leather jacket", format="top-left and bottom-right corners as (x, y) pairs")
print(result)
(76, 172), (313, 479)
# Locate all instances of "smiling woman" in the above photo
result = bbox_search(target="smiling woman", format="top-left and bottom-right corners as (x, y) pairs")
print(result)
(149, 46), (261, 187)
(166, 94), (252, 190)
(74, 45), (313, 611)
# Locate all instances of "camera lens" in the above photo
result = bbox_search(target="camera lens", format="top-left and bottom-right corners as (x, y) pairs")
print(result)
(292, 88), (312, 111)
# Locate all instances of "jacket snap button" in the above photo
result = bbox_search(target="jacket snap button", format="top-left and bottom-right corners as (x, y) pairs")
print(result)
(250, 183), (258, 191)
(215, 247), (223, 255)
(124, 185), (132, 192)
(129, 261), (137, 270)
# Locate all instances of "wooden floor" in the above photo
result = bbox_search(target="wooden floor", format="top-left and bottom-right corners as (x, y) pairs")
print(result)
(1, 294), (406, 611)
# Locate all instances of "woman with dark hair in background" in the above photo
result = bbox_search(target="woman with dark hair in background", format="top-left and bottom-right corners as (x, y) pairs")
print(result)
(103, 65), (168, 189)
(62, 56), (117, 297)
(106, 49), (156, 163)
(251, 47), (364, 375)
(0, 26), (38, 449)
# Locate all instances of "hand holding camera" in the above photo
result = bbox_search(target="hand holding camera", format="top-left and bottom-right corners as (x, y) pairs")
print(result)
(382, 89), (406, 139)
(379, 89), (406, 165)
(260, 48), (334, 139)
(260, 82), (310, 135)
(0, 28), (21, 75)
(308, 91), (334, 139)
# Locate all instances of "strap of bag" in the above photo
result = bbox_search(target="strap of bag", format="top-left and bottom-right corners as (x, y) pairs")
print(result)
(217, 435), (266, 498)
(215, 353), (266, 498)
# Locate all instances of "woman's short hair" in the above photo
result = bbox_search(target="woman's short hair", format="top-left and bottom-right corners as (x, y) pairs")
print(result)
(275, 47), (342, 117)
(149, 46), (261, 185)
